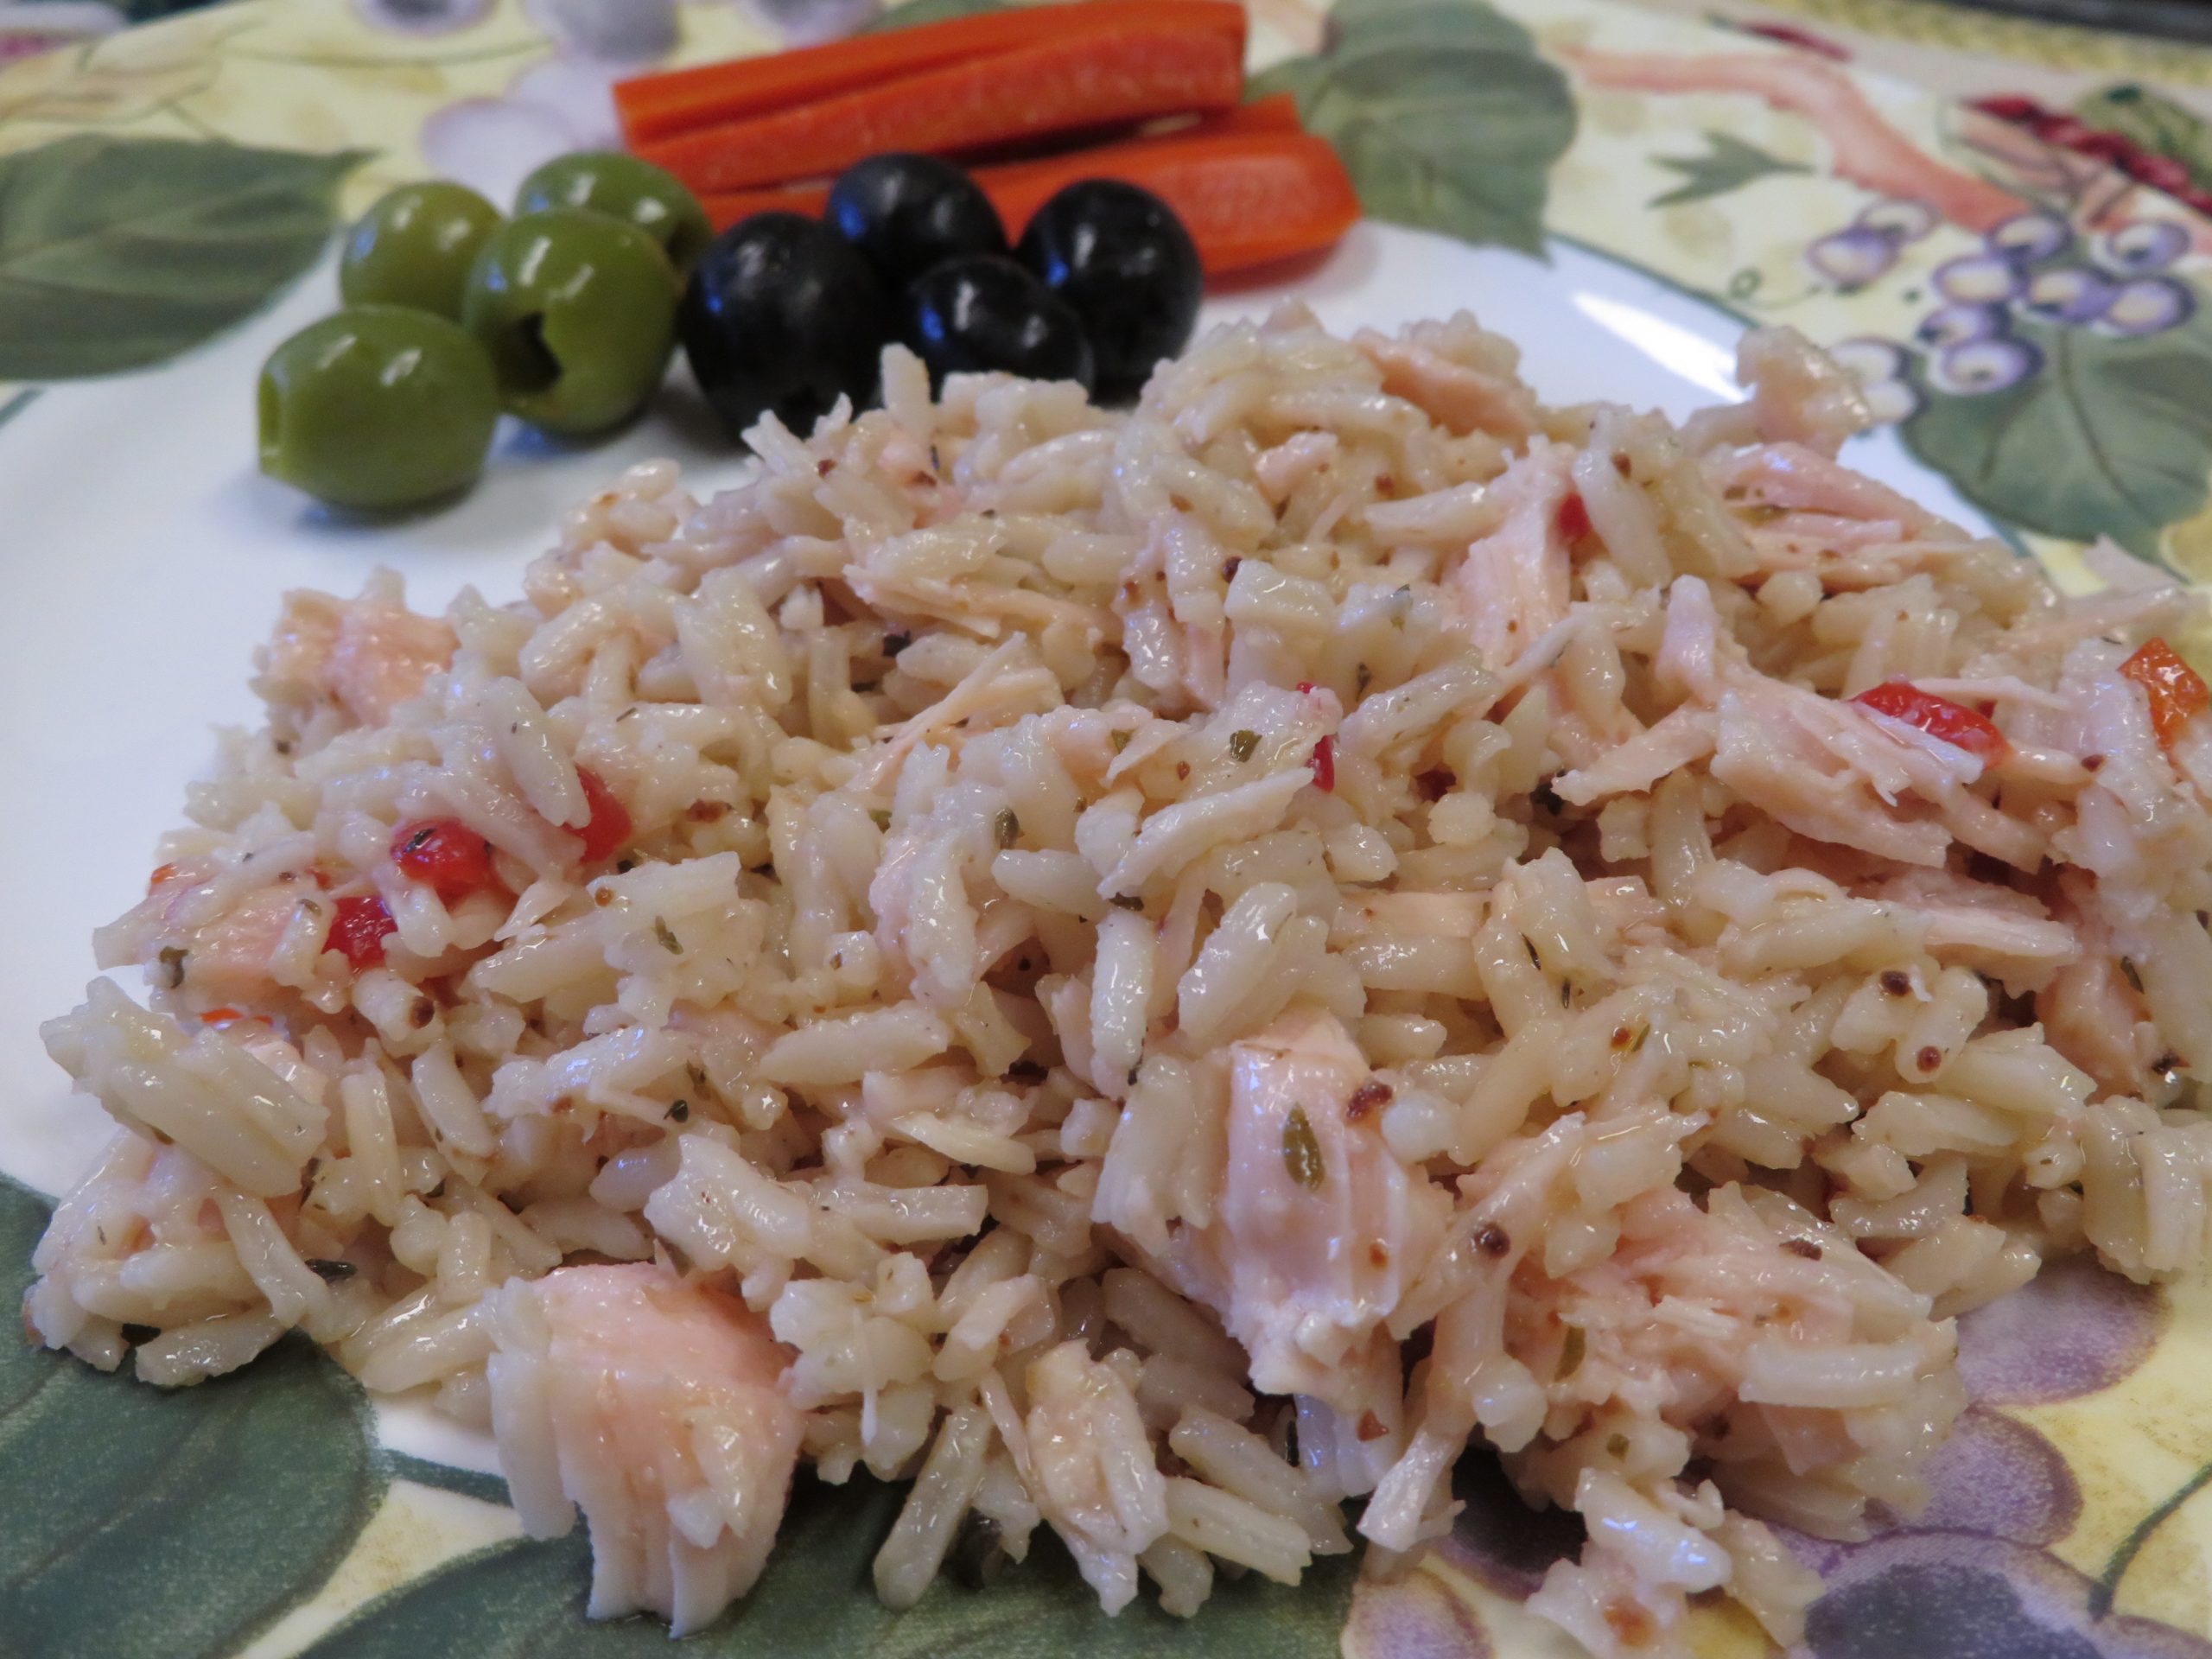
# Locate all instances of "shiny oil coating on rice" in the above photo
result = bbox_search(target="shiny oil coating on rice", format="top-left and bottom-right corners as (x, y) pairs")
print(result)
(28, 307), (2212, 1658)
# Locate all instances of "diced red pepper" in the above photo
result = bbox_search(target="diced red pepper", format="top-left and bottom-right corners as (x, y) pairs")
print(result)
(1309, 735), (1336, 792)
(147, 861), (180, 894)
(1851, 681), (2010, 762)
(326, 894), (397, 969)
(1970, 94), (2045, 124)
(1555, 492), (1592, 543)
(571, 767), (633, 865)
(391, 818), (503, 906)
(2120, 639), (2211, 747)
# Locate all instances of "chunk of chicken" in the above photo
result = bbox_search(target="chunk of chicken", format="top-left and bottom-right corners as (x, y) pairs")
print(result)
(257, 586), (456, 728)
(97, 858), (308, 1001)
(487, 1263), (802, 1634)
(1706, 442), (1934, 530)
(1194, 1008), (1447, 1408)
(1648, 576), (1999, 868)
(2035, 877), (2154, 1099)
(1355, 316), (1541, 443)
(1452, 445), (1577, 671)
(1867, 870), (2078, 990)
(1735, 326), (1871, 459)
(1023, 1340), (1168, 1613)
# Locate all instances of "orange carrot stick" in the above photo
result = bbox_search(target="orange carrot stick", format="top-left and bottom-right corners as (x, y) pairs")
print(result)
(982, 129), (1359, 272)
(701, 181), (834, 224)
(640, 22), (1245, 196)
(1136, 90), (1303, 142)
(617, 0), (1247, 148)
(692, 94), (1305, 219)
(703, 126), (1360, 276)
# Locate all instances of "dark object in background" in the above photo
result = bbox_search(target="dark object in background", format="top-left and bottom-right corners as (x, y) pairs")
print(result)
(827, 153), (1008, 289)
(680, 212), (893, 442)
(902, 253), (1095, 392)
(1017, 178), (1202, 404)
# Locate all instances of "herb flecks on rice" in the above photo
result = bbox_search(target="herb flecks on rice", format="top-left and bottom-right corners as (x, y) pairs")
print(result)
(29, 309), (2212, 1659)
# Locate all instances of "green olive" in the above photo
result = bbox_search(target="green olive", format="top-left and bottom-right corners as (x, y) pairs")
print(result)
(516, 150), (712, 275)
(339, 181), (504, 320)
(258, 307), (500, 512)
(462, 208), (677, 435)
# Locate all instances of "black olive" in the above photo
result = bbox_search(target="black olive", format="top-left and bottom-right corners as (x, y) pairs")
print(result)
(946, 1510), (1007, 1589)
(826, 153), (1007, 289)
(902, 254), (1094, 391)
(678, 212), (892, 443)
(1016, 179), (1201, 404)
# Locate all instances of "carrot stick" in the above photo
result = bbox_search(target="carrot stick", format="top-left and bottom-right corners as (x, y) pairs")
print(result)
(1135, 90), (1303, 142)
(1212, 90), (1304, 135)
(693, 95), (1304, 222)
(982, 130), (1359, 272)
(640, 22), (1245, 196)
(703, 126), (1360, 276)
(616, 0), (1247, 148)
(701, 181), (834, 223)
(921, 88), (1307, 174)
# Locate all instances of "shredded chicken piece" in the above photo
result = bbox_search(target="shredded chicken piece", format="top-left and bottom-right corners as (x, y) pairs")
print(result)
(488, 1264), (802, 1635)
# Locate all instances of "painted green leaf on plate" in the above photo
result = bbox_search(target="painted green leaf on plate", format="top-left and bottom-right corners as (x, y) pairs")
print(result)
(0, 1178), (382, 1659)
(307, 1471), (1358, 1657)
(1648, 131), (1808, 207)
(0, 135), (365, 382)
(1901, 305), (2212, 560)
(1251, 0), (1575, 257)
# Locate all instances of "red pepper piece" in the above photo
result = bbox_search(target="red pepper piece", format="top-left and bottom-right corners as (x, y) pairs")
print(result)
(1851, 681), (2010, 762)
(391, 819), (503, 905)
(2120, 639), (2211, 748)
(1555, 492), (1591, 543)
(326, 894), (397, 969)
(1309, 735), (1336, 792)
(572, 767), (633, 865)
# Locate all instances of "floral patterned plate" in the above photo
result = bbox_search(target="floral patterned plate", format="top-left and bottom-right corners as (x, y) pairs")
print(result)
(3, 1), (2210, 1656)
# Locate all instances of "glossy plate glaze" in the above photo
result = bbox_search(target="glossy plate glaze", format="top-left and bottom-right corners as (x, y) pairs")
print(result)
(1, 2), (2209, 1656)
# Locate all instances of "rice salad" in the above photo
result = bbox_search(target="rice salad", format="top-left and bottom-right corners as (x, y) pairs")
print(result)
(29, 306), (2212, 1657)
